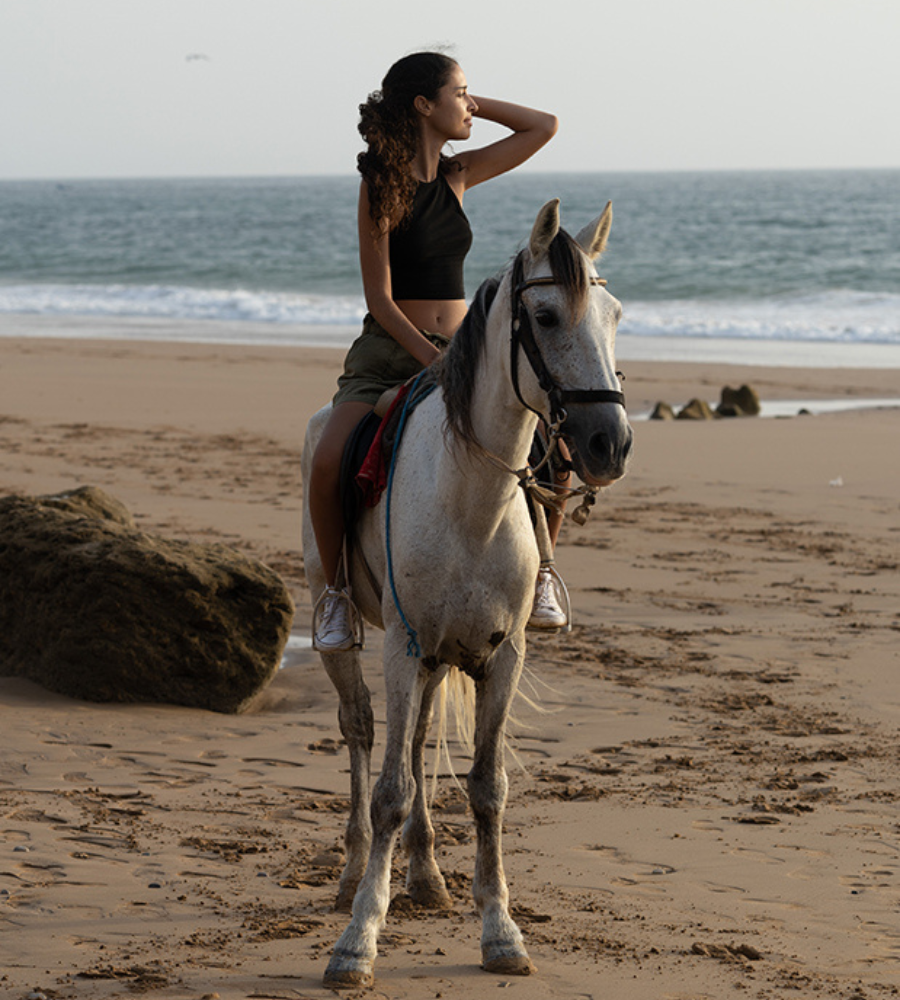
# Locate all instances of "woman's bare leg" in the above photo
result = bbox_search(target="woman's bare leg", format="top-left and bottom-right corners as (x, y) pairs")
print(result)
(308, 401), (373, 586)
(546, 439), (572, 548)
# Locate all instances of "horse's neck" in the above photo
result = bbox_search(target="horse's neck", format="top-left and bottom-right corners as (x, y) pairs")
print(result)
(434, 345), (538, 536)
(469, 388), (537, 473)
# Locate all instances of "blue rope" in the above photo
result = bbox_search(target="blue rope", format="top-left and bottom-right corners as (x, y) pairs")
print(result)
(384, 372), (436, 657)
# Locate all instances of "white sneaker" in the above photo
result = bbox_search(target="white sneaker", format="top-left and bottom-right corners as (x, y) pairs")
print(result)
(313, 587), (356, 652)
(527, 567), (568, 631)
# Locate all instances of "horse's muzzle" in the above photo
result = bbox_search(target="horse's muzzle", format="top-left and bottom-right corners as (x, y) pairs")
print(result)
(564, 404), (633, 486)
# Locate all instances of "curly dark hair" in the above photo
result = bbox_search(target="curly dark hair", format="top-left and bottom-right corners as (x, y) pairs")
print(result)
(357, 52), (458, 233)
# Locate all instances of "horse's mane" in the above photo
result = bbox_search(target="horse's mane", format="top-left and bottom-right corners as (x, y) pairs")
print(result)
(438, 229), (591, 449)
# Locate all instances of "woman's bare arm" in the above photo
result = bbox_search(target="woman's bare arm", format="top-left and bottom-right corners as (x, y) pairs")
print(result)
(451, 97), (558, 190)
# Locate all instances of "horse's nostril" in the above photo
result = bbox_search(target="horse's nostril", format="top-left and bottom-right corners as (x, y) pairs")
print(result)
(588, 425), (632, 468)
(588, 432), (609, 461)
(588, 431), (615, 465)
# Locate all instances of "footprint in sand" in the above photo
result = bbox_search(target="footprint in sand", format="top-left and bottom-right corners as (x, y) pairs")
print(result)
(866, 925), (900, 961)
(729, 846), (786, 866)
(63, 772), (93, 784)
(701, 880), (748, 895)
(582, 844), (678, 894)
(306, 738), (344, 755)
(1, 828), (32, 844)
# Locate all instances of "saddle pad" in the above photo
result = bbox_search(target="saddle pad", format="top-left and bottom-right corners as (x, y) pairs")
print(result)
(340, 376), (432, 535)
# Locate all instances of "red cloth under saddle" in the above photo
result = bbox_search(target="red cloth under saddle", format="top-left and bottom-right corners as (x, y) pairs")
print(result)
(355, 383), (412, 508)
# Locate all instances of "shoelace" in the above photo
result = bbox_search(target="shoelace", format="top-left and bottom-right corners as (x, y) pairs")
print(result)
(534, 577), (560, 611)
(320, 593), (350, 636)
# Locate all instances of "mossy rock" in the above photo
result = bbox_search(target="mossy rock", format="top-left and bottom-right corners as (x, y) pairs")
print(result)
(0, 487), (294, 712)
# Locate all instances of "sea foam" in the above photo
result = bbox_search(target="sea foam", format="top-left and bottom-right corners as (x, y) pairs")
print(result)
(3, 283), (898, 348)
(0, 283), (367, 327)
(622, 289), (900, 345)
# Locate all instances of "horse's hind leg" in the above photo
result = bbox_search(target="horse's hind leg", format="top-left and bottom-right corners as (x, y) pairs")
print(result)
(402, 667), (453, 908)
(324, 634), (428, 988)
(320, 648), (374, 912)
(468, 637), (535, 976)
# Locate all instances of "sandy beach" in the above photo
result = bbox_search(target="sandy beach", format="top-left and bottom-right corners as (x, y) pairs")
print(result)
(2, 330), (899, 999)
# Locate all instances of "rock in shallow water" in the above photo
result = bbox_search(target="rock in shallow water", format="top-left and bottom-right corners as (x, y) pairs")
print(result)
(717, 383), (761, 417)
(649, 401), (676, 420)
(676, 398), (717, 420)
(0, 487), (294, 713)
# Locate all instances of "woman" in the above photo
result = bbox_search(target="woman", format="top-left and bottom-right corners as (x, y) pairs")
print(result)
(309, 51), (563, 651)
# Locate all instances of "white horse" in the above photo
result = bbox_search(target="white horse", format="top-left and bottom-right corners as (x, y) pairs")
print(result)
(300, 200), (632, 988)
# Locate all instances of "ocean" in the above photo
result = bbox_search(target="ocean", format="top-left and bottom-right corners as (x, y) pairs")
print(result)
(1, 170), (899, 367)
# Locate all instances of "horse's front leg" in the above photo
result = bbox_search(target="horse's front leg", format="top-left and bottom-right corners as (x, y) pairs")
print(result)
(468, 635), (536, 977)
(402, 666), (453, 908)
(324, 632), (427, 989)
(320, 648), (374, 912)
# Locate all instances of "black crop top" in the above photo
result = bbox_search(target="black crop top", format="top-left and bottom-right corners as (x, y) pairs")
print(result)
(389, 173), (472, 300)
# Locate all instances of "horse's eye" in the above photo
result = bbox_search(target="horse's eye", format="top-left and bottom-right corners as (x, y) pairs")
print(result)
(534, 308), (558, 329)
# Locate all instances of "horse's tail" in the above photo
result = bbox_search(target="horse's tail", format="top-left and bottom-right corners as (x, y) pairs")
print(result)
(429, 667), (476, 801)
(428, 661), (554, 801)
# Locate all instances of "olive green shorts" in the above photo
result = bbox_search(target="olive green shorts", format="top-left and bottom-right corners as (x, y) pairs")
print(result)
(333, 314), (450, 408)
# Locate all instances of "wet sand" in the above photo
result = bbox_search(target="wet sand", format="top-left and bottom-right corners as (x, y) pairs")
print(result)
(1, 333), (899, 998)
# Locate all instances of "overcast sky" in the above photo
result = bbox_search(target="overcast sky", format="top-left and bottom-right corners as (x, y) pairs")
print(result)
(2, 0), (897, 181)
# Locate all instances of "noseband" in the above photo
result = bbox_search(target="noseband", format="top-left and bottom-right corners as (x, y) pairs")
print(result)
(509, 252), (626, 429)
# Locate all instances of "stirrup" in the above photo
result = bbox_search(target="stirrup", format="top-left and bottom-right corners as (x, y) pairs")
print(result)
(527, 564), (572, 634)
(312, 587), (366, 652)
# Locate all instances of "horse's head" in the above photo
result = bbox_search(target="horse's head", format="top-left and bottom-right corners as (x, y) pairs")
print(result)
(510, 200), (633, 486)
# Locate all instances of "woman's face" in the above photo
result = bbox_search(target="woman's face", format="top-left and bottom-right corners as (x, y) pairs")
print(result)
(420, 64), (478, 142)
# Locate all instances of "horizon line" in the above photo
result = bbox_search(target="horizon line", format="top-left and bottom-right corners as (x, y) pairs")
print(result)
(2, 164), (899, 185)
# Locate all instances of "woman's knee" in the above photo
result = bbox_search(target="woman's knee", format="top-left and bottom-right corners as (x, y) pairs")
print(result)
(310, 436), (343, 489)
(310, 405), (371, 491)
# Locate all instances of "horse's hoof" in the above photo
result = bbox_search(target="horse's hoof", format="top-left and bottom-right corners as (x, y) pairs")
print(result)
(482, 944), (536, 977)
(407, 879), (454, 910)
(323, 967), (374, 989)
(323, 951), (374, 989)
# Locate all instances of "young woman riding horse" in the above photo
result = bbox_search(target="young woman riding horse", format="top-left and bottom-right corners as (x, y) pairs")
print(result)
(302, 196), (632, 988)
(306, 52), (566, 651)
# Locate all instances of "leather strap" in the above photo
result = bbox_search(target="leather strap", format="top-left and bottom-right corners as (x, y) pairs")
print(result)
(509, 253), (626, 426)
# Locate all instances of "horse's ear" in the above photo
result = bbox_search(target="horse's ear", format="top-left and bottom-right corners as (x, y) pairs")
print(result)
(529, 199), (560, 259)
(574, 201), (613, 261)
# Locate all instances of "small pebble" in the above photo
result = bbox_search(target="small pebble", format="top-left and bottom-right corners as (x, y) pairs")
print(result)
(256, 871), (269, 878)
(13, 846), (29, 853)
(148, 882), (162, 889)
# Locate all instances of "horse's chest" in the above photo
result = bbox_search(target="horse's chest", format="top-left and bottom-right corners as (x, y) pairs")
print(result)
(404, 541), (537, 673)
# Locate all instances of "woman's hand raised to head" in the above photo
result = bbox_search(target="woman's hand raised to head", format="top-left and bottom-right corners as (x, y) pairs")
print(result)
(453, 97), (558, 190)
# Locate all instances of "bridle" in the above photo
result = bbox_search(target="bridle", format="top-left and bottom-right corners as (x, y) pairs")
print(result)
(509, 251), (626, 439)
(499, 251), (628, 527)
